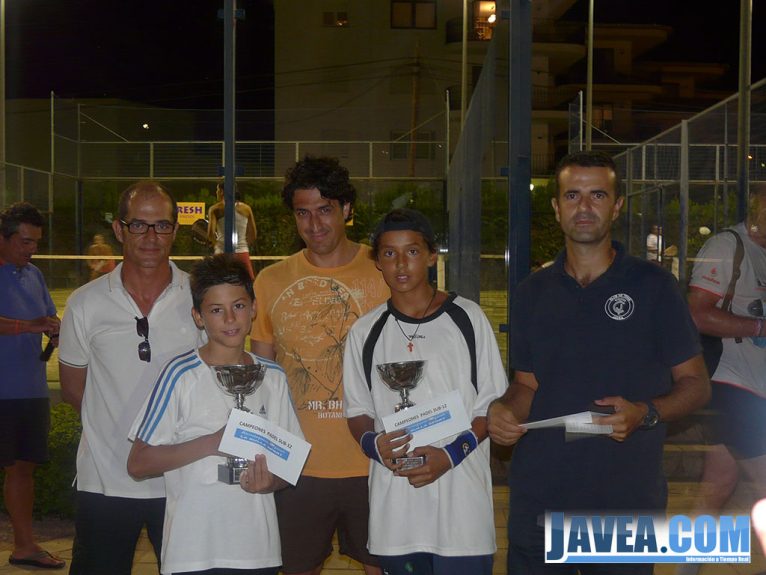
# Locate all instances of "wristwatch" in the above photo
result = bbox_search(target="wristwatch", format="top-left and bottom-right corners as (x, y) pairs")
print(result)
(640, 401), (660, 430)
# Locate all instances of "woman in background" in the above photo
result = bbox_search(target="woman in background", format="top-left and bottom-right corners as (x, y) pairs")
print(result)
(208, 182), (257, 279)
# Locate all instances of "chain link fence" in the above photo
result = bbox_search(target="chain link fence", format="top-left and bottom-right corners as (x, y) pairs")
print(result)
(613, 77), (766, 285)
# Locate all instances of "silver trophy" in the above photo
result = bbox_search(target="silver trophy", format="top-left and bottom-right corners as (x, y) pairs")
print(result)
(213, 363), (267, 484)
(376, 360), (426, 412)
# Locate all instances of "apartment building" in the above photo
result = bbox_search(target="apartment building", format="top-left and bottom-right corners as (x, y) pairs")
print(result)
(274, 0), (729, 177)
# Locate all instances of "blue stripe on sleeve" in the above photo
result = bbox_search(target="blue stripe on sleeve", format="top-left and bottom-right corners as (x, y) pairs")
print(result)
(134, 351), (189, 438)
(254, 356), (285, 374)
(137, 350), (201, 442)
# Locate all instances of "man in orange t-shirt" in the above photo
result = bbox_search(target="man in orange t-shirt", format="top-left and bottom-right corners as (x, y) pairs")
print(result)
(251, 156), (388, 575)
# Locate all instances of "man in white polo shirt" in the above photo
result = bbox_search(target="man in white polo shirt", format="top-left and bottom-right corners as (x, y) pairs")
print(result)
(59, 181), (204, 575)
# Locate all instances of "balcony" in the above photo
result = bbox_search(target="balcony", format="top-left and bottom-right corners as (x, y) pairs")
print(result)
(445, 17), (494, 48)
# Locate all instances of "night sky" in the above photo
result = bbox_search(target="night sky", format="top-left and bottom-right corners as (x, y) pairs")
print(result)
(563, 0), (766, 91)
(6, 0), (765, 109)
(6, 0), (275, 109)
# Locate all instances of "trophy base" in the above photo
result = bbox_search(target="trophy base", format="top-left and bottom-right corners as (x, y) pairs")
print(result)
(392, 455), (426, 470)
(218, 463), (246, 485)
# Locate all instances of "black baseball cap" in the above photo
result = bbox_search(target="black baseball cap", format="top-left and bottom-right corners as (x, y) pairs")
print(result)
(371, 208), (435, 248)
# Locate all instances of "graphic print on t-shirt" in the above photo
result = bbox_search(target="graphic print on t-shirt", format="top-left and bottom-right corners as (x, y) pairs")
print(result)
(271, 275), (363, 418)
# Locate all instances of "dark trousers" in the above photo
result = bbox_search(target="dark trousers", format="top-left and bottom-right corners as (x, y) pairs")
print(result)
(69, 491), (165, 575)
(378, 553), (493, 575)
(507, 542), (654, 575)
(174, 569), (279, 575)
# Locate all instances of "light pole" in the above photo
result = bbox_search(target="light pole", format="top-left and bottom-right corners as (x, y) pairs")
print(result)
(585, 0), (593, 150)
(1, 0), (5, 168)
(461, 0), (468, 131)
(1, 0), (6, 206)
(223, 0), (237, 254)
(736, 0), (752, 222)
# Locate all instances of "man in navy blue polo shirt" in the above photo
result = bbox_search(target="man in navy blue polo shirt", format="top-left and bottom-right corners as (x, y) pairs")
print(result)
(488, 151), (710, 574)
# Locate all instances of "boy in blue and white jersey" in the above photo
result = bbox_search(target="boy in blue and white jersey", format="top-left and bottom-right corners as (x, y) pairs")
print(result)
(128, 253), (302, 575)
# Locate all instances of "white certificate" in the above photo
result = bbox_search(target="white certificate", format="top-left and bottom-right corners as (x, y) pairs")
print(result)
(218, 409), (311, 486)
(382, 390), (471, 449)
(521, 411), (613, 435)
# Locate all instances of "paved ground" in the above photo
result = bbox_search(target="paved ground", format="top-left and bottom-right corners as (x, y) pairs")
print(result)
(1, 479), (764, 574)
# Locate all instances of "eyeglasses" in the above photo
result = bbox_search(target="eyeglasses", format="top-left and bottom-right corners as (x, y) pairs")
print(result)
(135, 316), (151, 362)
(120, 220), (175, 235)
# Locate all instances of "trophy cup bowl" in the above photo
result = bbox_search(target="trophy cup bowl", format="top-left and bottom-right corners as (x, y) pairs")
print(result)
(376, 360), (426, 412)
(213, 363), (267, 484)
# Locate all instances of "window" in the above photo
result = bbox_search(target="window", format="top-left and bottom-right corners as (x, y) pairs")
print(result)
(390, 130), (436, 160)
(323, 11), (349, 27)
(473, 1), (496, 40)
(391, 1), (436, 29)
(593, 105), (614, 132)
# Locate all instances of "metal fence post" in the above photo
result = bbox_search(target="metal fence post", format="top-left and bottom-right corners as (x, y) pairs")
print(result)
(679, 120), (689, 287)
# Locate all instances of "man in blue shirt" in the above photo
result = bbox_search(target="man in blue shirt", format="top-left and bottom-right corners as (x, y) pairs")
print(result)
(488, 151), (710, 574)
(0, 201), (64, 570)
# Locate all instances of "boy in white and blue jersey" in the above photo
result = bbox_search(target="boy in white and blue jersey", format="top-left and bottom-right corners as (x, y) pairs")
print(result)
(128, 254), (302, 575)
(344, 209), (507, 575)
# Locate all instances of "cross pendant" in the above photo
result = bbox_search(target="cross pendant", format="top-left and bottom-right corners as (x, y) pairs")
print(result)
(407, 341), (414, 352)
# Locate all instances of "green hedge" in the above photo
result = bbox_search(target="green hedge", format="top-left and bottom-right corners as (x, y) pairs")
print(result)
(0, 402), (81, 519)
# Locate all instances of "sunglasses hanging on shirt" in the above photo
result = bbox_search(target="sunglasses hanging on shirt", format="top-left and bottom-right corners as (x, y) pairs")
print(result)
(135, 316), (151, 362)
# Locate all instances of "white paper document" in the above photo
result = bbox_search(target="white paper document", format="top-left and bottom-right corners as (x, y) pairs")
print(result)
(382, 389), (472, 449)
(521, 411), (613, 435)
(218, 409), (311, 486)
